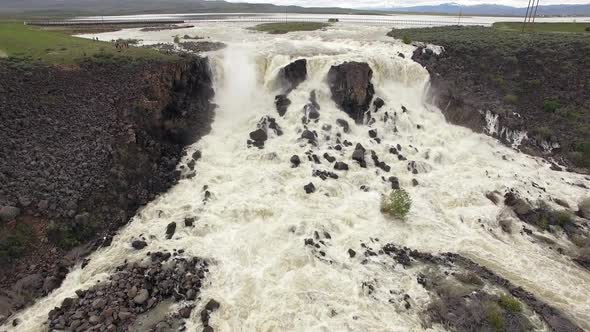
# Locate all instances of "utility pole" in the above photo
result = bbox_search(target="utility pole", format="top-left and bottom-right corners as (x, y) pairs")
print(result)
(531, 0), (541, 24)
(522, 0), (533, 32)
(285, 7), (288, 24)
(458, 8), (462, 25)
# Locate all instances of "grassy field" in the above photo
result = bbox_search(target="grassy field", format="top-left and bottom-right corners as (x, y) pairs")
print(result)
(249, 22), (330, 34)
(0, 23), (175, 64)
(493, 22), (590, 33)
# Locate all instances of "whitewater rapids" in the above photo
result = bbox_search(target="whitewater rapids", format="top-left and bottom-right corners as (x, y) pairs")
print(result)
(7, 23), (590, 331)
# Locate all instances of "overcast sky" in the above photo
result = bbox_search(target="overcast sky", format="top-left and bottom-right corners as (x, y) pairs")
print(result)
(224, 0), (588, 8)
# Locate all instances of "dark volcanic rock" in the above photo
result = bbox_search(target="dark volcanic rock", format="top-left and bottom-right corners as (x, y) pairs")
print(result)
(47, 253), (208, 332)
(275, 94), (291, 117)
(336, 119), (350, 133)
(373, 97), (385, 110)
(0, 58), (215, 312)
(389, 177), (400, 190)
(131, 240), (148, 250)
(301, 130), (317, 145)
(165, 222), (177, 239)
(352, 143), (367, 168)
(290, 155), (301, 168)
(278, 59), (307, 94)
(323, 153), (336, 163)
(249, 128), (268, 142)
(327, 62), (375, 123)
(334, 162), (349, 171)
(304, 183), (316, 194)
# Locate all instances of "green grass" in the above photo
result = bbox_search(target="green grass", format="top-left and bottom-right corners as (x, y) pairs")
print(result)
(498, 294), (523, 313)
(249, 22), (330, 34)
(494, 22), (590, 33)
(0, 22), (175, 64)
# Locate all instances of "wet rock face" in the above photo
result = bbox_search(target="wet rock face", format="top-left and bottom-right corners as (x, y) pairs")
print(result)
(47, 253), (208, 331)
(278, 59), (307, 94)
(275, 94), (291, 117)
(327, 62), (375, 124)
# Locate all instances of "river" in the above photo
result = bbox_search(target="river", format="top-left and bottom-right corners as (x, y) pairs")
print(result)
(5, 20), (590, 332)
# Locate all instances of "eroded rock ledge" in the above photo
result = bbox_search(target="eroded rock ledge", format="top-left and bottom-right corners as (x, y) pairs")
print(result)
(396, 26), (590, 173)
(0, 57), (215, 322)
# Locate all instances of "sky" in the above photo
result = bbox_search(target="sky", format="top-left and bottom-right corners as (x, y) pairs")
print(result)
(223, 0), (589, 8)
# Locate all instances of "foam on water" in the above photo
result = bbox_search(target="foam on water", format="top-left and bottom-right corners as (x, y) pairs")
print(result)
(8, 23), (590, 331)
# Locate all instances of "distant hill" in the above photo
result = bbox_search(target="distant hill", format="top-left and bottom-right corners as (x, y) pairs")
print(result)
(380, 3), (590, 17)
(0, 0), (370, 17)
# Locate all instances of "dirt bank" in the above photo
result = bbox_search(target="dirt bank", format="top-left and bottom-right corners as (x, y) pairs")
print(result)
(0, 57), (215, 322)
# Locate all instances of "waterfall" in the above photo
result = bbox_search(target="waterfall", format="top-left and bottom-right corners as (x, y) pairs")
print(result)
(7, 23), (590, 332)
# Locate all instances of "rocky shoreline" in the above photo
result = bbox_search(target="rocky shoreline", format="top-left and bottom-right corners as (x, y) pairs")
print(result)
(0, 57), (215, 322)
(388, 26), (590, 173)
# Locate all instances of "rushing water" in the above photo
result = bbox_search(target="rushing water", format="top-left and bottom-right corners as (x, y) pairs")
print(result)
(6, 23), (590, 331)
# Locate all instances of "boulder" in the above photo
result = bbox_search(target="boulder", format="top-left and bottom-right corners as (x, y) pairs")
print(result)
(301, 130), (317, 145)
(205, 299), (220, 312)
(290, 155), (301, 168)
(0, 206), (20, 222)
(334, 162), (349, 171)
(327, 62), (375, 123)
(304, 103), (320, 121)
(249, 129), (267, 142)
(352, 143), (366, 168)
(304, 183), (316, 194)
(185, 217), (195, 227)
(323, 153), (336, 163)
(165, 222), (176, 239)
(275, 95), (291, 117)
(336, 119), (350, 133)
(373, 97), (385, 110)
(348, 249), (356, 258)
(388, 177), (400, 190)
(133, 289), (149, 305)
(278, 59), (307, 93)
(132, 240), (148, 250)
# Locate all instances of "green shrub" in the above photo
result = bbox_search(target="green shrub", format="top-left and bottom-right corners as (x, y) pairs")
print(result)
(492, 75), (508, 92)
(499, 294), (522, 313)
(455, 272), (484, 286)
(486, 303), (505, 331)
(531, 126), (553, 140)
(573, 142), (590, 167)
(0, 224), (33, 265)
(553, 210), (573, 226)
(381, 189), (412, 219)
(586, 27), (590, 32)
(543, 99), (561, 113)
(47, 217), (97, 249)
(504, 94), (519, 104)
(402, 35), (411, 44)
(173, 35), (180, 43)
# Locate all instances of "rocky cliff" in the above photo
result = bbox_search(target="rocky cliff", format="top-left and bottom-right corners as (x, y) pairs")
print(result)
(0, 57), (215, 321)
